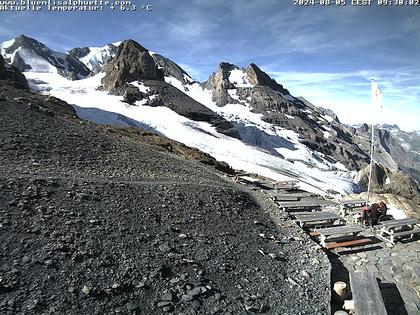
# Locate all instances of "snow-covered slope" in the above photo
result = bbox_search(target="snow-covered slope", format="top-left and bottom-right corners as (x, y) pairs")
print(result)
(23, 70), (359, 195)
(2, 36), (364, 195)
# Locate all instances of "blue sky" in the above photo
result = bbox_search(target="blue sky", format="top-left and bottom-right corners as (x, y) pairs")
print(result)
(0, 0), (419, 130)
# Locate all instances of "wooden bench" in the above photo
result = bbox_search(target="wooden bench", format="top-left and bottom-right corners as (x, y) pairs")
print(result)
(294, 212), (344, 229)
(315, 225), (365, 247)
(349, 272), (387, 315)
(325, 238), (372, 250)
(277, 201), (322, 212)
(377, 218), (419, 244)
(339, 199), (367, 216)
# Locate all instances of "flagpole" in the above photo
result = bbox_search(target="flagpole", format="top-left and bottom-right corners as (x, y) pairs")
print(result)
(366, 122), (374, 204)
(367, 78), (381, 204)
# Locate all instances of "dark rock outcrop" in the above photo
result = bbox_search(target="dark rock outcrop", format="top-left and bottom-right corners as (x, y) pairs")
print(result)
(359, 162), (419, 199)
(150, 53), (194, 85)
(144, 80), (240, 138)
(203, 62), (239, 106)
(0, 55), (29, 89)
(101, 40), (164, 93)
(68, 47), (91, 59)
(246, 63), (289, 95)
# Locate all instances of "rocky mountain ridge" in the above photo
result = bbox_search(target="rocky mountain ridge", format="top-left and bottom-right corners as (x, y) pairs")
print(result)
(1, 35), (90, 80)
(1, 35), (418, 201)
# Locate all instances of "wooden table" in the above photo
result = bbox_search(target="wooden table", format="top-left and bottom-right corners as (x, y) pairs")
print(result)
(277, 201), (321, 212)
(272, 180), (298, 190)
(349, 272), (387, 315)
(289, 210), (321, 218)
(378, 218), (419, 244)
(294, 211), (344, 228)
(271, 194), (301, 202)
(315, 225), (364, 247)
(339, 199), (367, 216)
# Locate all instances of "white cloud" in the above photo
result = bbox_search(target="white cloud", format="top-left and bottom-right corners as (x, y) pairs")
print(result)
(270, 70), (419, 131)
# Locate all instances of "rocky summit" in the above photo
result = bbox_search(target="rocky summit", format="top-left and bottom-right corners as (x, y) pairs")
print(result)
(101, 40), (164, 93)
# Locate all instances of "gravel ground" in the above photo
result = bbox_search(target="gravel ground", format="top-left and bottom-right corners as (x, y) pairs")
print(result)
(0, 82), (330, 314)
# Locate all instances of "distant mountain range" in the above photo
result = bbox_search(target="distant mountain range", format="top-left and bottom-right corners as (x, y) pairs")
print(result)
(1, 34), (418, 199)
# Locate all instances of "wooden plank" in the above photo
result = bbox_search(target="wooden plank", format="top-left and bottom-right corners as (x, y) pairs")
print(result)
(381, 218), (417, 228)
(350, 272), (387, 315)
(316, 225), (364, 236)
(295, 212), (341, 223)
(326, 238), (372, 249)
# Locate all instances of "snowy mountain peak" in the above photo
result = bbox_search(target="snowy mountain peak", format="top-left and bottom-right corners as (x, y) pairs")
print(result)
(0, 35), (90, 80)
(68, 43), (118, 75)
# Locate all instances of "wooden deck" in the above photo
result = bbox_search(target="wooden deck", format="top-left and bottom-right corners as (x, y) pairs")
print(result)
(349, 272), (387, 315)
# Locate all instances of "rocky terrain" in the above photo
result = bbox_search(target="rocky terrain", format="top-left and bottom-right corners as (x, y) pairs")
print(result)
(355, 124), (420, 184)
(0, 64), (331, 315)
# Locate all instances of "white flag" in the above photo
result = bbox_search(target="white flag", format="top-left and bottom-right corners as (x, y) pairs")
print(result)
(371, 79), (383, 108)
